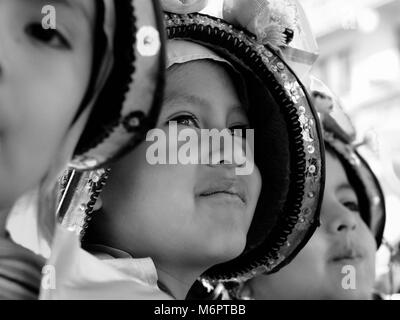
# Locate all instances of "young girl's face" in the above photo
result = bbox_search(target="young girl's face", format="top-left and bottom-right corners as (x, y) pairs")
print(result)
(247, 151), (377, 300)
(100, 60), (261, 269)
(0, 0), (95, 207)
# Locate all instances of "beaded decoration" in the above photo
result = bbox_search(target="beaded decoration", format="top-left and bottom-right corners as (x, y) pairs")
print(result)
(58, 169), (110, 239)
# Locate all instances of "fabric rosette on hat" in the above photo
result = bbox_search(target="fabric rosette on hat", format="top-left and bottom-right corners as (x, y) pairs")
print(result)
(223, 0), (319, 85)
(310, 77), (386, 247)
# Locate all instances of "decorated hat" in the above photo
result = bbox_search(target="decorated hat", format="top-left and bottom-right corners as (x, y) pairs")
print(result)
(69, 0), (166, 170)
(310, 77), (386, 247)
(164, 2), (325, 282)
(58, 0), (325, 283)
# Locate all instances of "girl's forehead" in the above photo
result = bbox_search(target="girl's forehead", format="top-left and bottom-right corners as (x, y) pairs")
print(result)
(166, 60), (243, 97)
(167, 63), (243, 102)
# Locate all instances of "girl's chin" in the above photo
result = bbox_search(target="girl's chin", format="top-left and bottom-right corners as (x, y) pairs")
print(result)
(199, 237), (247, 264)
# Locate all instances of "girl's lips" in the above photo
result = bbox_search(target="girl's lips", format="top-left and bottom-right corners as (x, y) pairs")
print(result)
(198, 178), (247, 205)
(200, 190), (245, 205)
(329, 246), (365, 264)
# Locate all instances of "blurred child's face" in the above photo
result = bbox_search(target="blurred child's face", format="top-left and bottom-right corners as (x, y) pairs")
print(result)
(101, 61), (261, 270)
(246, 152), (376, 300)
(0, 0), (95, 207)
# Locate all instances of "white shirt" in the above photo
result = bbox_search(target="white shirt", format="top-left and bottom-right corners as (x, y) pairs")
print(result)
(40, 226), (173, 300)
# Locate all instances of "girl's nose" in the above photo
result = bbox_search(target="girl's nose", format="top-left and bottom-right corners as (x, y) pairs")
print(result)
(323, 200), (358, 235)
(205, 132), (247, 170)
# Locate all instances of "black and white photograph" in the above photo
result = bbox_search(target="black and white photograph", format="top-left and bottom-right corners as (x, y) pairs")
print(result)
(0, 0), (400, 310)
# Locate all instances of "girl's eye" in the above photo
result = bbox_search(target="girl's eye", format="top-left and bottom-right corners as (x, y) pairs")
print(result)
(25, 23), (71, 49)
(169, 114), (200, 128)
(343, 201), (360, 213)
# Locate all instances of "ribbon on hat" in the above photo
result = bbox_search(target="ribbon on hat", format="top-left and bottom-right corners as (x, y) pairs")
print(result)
(161, 0), (209, 13)
(161, 0), (318, 83)
(222, 0), (319, 84)
(223, 0), (298, 47)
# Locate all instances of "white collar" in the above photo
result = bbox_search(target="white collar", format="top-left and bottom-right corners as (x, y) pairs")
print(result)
(85, 244), (159, 287)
